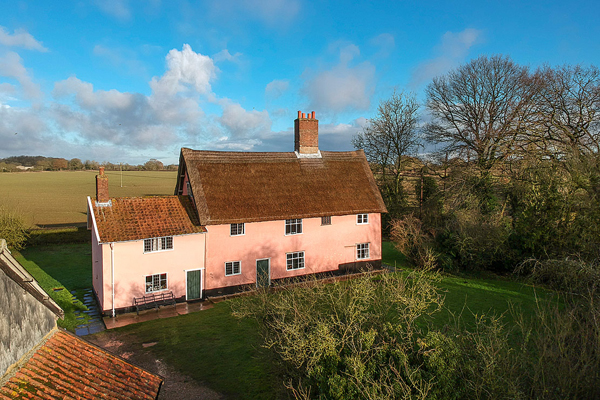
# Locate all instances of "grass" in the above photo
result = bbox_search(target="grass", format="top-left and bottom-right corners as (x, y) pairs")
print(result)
(96, 302), (283, 399)
(0, 170), (177, 227)
(14, 243), (92, 331)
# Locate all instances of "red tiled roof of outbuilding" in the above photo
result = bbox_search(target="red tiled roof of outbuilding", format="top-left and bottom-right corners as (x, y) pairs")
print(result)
(0, 329), (162, 400)
(178, 148), (387, 225)
(90, 195), (205, 243)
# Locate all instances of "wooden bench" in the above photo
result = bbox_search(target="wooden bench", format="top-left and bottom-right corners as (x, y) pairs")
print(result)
(133, 291), (176, 315)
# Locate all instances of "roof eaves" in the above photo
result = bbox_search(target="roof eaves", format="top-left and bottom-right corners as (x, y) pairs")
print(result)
(98, 230), (206, 245)
(0, 240), (64, 319)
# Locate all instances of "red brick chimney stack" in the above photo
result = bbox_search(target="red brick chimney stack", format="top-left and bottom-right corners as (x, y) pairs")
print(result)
(294, 110), (319, 155)
(96, 167), (109, 203)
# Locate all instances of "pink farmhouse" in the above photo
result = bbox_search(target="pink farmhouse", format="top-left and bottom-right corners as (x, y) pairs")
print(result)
(88, 112), (387, 316)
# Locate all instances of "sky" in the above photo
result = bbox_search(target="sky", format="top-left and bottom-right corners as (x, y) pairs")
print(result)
(1, 0), (599, 165)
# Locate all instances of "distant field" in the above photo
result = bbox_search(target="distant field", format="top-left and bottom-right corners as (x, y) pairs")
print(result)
(0, 170), (177, 227)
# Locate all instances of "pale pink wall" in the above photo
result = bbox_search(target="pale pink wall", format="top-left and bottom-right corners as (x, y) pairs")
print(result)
(99, 233), (205, 312)
(91, 225), (104, 309)
(204, 213), (382, 290)
(181, 173), (189, 195)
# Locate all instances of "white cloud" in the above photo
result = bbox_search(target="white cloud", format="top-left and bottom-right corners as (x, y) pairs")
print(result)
(302, 44), (376, 113)
(0, 26), (48, 52)
(0, 51), (42, 100)
(410, 28), (483, 88)
(218, 100), (272, 139)
(265, 79), (289, 99)
(95, 0), (131, 20)
(150, 44), (217, 98)
(53, 77), (135, 110)
(0, 106), (50, 153)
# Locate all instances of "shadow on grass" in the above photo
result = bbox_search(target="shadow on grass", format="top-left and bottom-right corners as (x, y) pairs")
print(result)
(15, 243), (93, 331)
(27, 226), (91, 246)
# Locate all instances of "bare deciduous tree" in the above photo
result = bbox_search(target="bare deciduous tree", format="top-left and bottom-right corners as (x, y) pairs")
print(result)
(353, 91), (420, 217)
(528, 64), (600, 159)
(425, 55), (534, 172)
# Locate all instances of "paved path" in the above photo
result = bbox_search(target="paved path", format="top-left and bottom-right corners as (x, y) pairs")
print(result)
(73, 288), (106, 336)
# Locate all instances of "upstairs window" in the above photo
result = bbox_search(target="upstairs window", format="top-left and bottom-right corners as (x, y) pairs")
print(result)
(285, 219), (303, 235)
(286, 251), (305, 270)
(357, 214), (369, 224)
(144, 236), (173, 253)
(357, 243), (370, 260)
(225, 261), (241, 276)
(145, 273), (167, 293)
(230, 223), (245, 236)
(321, 216), (332, 225)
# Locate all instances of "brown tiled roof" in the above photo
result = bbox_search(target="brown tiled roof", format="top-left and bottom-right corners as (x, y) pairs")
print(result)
(91, 195), (205, 243)
(0, 329), (162, 399)
(179, 148), (387, 225)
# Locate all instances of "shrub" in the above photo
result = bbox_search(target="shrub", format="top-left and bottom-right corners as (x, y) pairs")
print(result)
(515, 258), (600, 294)
(390, 215), (437, 269)
(0, 206), (29, 250)
(232, 270), (443, 399)
(438, 206), (513, 271)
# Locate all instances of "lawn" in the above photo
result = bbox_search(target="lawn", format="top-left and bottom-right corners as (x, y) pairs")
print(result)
(0, 170), (177, 227)
(14, 243), (92, 331)
(17, 240), (555, 398)
(97, 302), (283, 399)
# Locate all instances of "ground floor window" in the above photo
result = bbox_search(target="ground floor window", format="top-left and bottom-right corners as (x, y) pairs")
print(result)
(145, 273), (167, 293)
(286, 251), (305, 270)
(225, 261), (241, 276)
(357, 243), (370, 260)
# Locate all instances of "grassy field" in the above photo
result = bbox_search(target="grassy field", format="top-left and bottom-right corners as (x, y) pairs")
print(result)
(0, 170), (177, 227)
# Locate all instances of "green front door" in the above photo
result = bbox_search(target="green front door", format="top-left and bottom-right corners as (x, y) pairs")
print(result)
(187, 269), (202, 300)
(256, 259), (270, 288)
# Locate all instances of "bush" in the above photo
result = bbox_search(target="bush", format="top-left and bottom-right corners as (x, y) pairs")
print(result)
(438, 206), (513, 271)
(390, 215), (437, 269)
(233, 270), (443, 399)
(0, 206), (29, 250)
(515, 258), (600, 294)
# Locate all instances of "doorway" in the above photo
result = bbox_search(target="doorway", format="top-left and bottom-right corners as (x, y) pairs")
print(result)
(256, 258), (270, 288)
(186, 269), (202, 300)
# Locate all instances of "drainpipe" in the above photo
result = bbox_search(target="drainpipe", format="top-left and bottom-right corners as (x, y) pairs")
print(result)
(110, 242), (115, 318)
(203, 231), (207, 298)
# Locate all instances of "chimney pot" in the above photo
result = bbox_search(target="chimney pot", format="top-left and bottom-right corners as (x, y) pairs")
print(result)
(302, 112), (305, 118)
(297, 110), (301, 118)
(311, 111), (315, 119)
(99, 166), (105, 176)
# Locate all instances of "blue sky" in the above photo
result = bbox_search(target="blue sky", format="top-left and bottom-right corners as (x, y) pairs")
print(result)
(1, 0), (599, 165)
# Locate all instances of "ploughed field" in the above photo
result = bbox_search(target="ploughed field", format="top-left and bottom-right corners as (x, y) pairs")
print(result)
(0, 170), (177, 227)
